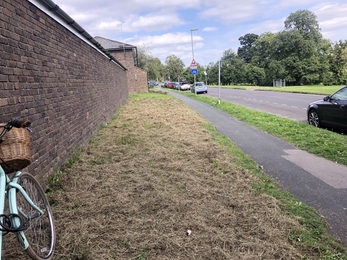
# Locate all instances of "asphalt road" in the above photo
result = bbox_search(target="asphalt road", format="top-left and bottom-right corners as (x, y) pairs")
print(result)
(170, 91), (347, 246)
(206, 88), (326, 123)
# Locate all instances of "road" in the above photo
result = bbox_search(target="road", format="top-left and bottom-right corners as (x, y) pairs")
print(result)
(206, 88), (326, 123)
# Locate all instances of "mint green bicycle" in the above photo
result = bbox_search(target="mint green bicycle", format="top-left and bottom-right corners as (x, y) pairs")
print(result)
(0, 119), (55, 259)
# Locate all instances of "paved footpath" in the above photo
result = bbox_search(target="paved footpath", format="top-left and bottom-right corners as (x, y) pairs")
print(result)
(170, 92), (347, 245)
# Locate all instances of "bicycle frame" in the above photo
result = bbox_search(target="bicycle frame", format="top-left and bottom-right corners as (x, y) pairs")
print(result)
(0, 166), (44, 257)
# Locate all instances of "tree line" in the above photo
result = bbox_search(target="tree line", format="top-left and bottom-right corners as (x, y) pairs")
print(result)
(139, 9), (347, 86)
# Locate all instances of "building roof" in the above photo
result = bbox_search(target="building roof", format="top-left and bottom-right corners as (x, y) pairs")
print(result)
(94, 36), (135, 51)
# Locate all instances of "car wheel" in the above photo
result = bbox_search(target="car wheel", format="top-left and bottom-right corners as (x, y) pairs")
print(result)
(308, 109), (320, 127)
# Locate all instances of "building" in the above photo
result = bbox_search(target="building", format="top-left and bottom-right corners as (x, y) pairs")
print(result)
(95, 36), (148, 93)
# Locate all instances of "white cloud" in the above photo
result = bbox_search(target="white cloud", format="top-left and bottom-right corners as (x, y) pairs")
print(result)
(52, 0), (347, 67)
(203, 27), (218, 32)
(247, 18), (286, 35)
(313, 3), (347, 42)
(130, 13), (185, 32)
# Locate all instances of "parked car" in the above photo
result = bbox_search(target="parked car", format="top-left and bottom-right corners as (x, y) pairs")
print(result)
(161, 81), (168, 88)
(307, 86), (347, 131)
(179, 82), (191, 91)
(176, 81), (190, 91)
(167, 82), (174, 89)
(172, 82), (180, 90)
(191, 82), (208, 94)
(148, 80), (158, 86)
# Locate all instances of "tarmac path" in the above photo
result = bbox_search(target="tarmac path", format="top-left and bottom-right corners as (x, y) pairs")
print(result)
(170, 91), (347, 245)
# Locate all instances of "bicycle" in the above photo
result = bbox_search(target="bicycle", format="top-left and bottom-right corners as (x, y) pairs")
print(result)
(0, 119), (55, 260)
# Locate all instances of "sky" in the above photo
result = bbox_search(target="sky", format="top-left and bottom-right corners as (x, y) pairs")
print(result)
(52, 0), (347, 67)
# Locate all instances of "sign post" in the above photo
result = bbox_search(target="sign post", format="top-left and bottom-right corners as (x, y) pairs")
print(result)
(190, 59), (199, 95)
(218, 60), (221, 104)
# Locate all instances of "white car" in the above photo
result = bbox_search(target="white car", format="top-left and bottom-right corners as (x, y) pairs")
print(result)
(179, 83), (191, 91)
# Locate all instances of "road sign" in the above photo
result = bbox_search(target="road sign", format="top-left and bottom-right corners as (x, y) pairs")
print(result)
(191, 69), (198, 75)
(190, 59), (198, 68)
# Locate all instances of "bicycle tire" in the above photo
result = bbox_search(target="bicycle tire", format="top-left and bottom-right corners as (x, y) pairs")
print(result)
(16, 173), (55, 260)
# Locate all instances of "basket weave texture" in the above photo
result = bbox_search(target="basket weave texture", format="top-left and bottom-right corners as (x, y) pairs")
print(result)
(0, 123), (31, 174)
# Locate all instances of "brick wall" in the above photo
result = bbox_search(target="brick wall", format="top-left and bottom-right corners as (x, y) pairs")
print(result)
(135, 67), (148, 93)
(110, 50), (148, 93)
(0, 0), (129, 186)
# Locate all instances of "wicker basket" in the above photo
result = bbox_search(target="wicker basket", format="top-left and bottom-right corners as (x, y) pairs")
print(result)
(0, 123), (31, 174)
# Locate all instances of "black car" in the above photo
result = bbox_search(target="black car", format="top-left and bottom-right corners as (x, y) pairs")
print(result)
(307, 86), (347, 131)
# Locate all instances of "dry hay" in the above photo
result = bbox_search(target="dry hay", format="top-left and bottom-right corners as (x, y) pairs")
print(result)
(3, 96), (310, 259)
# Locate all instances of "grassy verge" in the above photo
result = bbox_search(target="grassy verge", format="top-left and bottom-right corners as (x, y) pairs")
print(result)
(176, 91), (347, 166)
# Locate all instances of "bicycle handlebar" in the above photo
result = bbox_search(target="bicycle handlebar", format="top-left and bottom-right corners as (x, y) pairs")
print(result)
(10, 119), (31, 129)
(0, 118), (32, 141)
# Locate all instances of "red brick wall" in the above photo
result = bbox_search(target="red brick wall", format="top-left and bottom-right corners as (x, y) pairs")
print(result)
(135, 67), (148, 93)
(0, 0), (129, 186)
(110, 50), (148, 93)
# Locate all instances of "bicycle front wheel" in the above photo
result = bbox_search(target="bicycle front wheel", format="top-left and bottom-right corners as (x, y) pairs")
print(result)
(16, 173), (55, 260)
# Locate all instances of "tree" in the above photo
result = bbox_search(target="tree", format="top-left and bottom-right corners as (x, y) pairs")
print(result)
(282, 10), (330, 85)
(245, 64), (265, 85)
(137, 45), (164, 81)
(147, 57), (164, 81)
(251, 32), (279, 85)
(276, 30), (316, 85)
(164, 55), (185, 82)
(326, 40), (347, 84)
(220, 49), (246, 85)
(137, 44), (152, 71)
(284, 9), (322, 42)
(237, 33), (259, 63)
(206, 62), (219, 85)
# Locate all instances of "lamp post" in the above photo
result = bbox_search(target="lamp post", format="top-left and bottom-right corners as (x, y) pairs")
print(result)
(203, 58), (207, 85)
(190, 28), (198, 94)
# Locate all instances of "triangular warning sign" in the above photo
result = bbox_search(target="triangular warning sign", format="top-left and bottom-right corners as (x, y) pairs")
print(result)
(190, 59), (198, 67)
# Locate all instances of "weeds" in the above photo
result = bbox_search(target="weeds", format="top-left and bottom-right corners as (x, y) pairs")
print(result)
(47, 170), (65, 193)
(63, 149), (83, 169)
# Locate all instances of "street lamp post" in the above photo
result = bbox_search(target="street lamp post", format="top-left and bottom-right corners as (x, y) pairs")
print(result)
(203, 58), (207, 85)
(190, 28), (198, 95)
